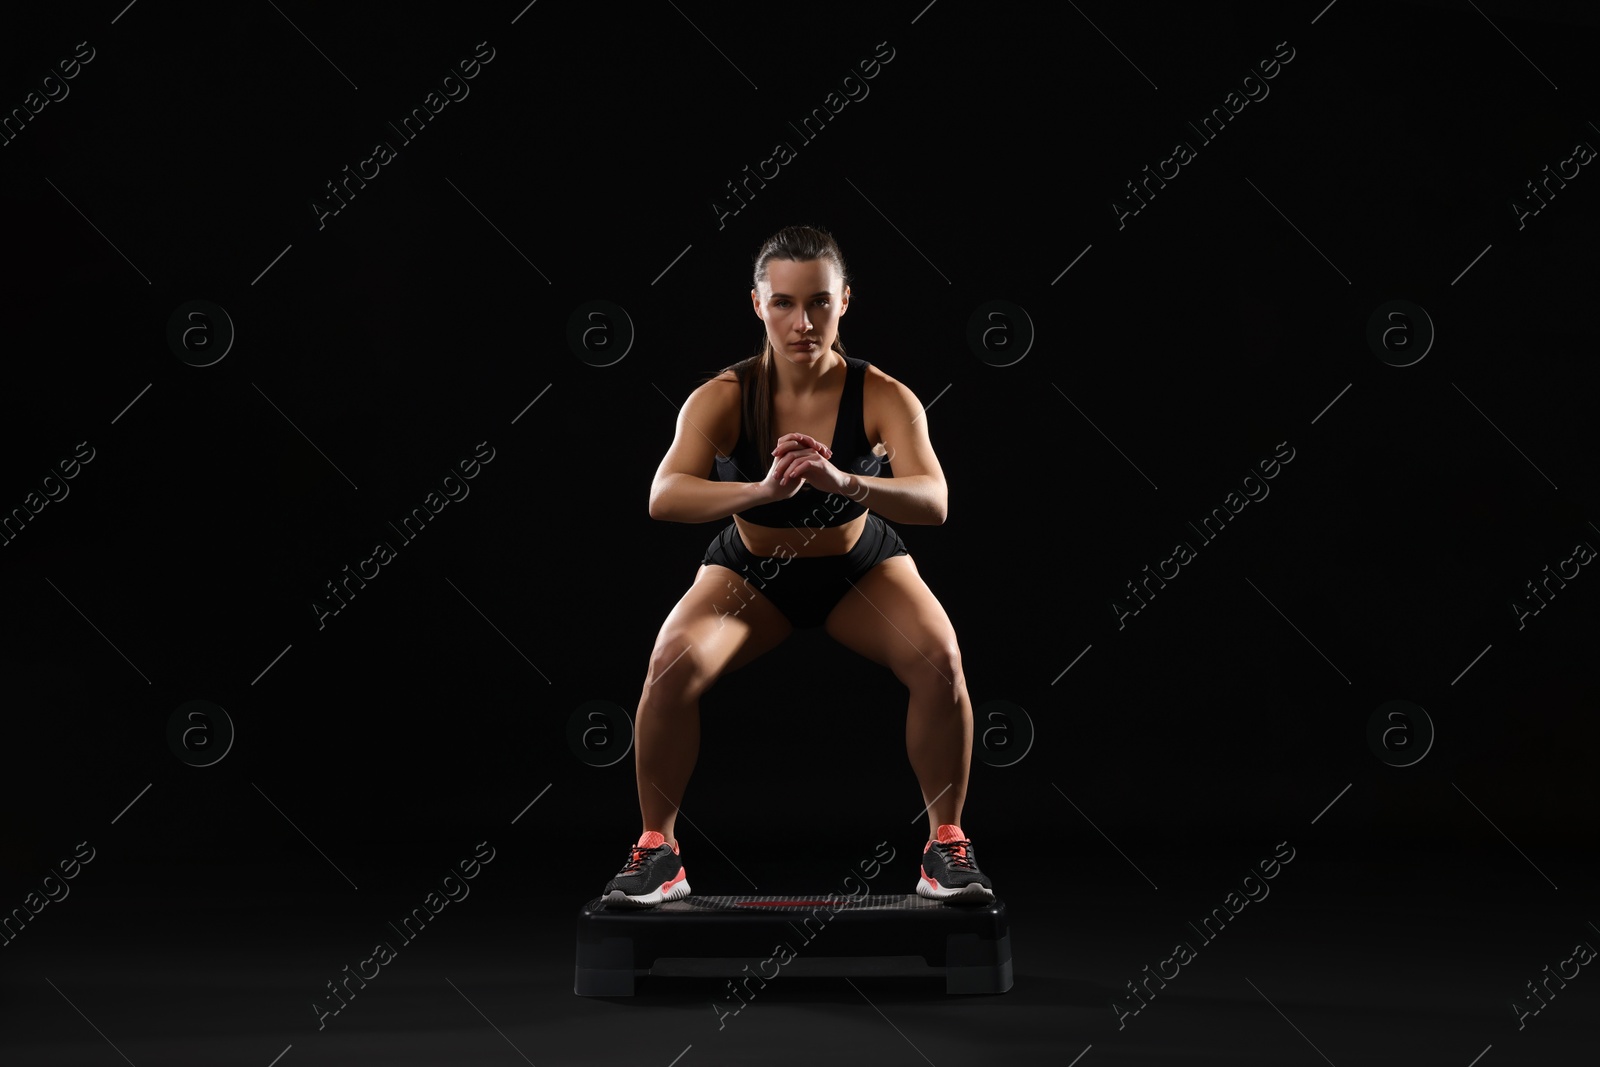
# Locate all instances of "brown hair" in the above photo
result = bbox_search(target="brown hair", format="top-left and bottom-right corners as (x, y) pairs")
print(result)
(700, 225), (851, 463)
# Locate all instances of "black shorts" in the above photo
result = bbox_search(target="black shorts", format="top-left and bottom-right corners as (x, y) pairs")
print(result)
(701, 513), (909, 629)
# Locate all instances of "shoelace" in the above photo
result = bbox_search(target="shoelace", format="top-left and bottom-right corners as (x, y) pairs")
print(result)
(934, 838), (977, 871)
(618, 842), (664, 875)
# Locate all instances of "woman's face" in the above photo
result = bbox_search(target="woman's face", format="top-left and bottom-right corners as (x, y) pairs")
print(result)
(751, 258), (849, 365)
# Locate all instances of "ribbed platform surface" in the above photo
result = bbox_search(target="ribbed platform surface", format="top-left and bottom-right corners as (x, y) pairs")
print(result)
(589, 892), (959, 912)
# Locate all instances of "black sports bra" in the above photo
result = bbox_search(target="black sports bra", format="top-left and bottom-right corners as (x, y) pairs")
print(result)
(709, 355), (892, 528)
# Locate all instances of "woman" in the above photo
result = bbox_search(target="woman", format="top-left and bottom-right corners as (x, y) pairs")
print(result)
(601, 225), (994, 906)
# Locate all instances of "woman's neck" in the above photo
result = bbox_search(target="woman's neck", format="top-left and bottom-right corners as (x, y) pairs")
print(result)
(770, 349), (843, 399)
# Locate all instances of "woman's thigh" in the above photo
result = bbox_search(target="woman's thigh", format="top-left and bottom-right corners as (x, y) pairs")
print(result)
(646, 562), (794, 688)
(821, 555), (960, 685)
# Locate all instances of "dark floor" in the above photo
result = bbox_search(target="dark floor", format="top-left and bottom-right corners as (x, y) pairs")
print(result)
(2, 834), (1592, 1065)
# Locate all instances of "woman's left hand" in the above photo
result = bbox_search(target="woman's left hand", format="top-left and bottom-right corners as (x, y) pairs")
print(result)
(773, 441), (852, 495)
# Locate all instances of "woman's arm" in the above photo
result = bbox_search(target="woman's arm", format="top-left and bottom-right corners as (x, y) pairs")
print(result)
(651, 472), (776, 524)
(842, 469), (945, 525)
(845, 373), (948, 525)
(648, 379), (785, 523)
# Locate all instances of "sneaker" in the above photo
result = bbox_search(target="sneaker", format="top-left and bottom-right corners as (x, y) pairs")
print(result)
(916, 824), (995, 904)
(600, 830), (690, 908)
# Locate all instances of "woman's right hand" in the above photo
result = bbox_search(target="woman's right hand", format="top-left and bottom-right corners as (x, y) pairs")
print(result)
(762, 432), (832, 501)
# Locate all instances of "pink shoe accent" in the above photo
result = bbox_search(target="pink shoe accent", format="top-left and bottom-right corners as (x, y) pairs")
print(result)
(930, 824), (971, 863)
(637, 830), (678, 853)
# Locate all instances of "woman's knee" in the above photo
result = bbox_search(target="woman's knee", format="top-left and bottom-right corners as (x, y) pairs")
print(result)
(642, 634), (712, 700)
(894, 635), (963, 691)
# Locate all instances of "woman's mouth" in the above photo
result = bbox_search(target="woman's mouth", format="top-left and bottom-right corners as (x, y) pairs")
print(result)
(791, 340), (818, 350)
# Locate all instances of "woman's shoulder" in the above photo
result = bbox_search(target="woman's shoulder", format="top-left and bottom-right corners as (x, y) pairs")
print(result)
(690, 363), (745, 398)
(685, 366), (746, 454)
(700, 355), (753, 387)
(859, 360), (929, 435)
(858, 358), (903, 397)
(697, 368), (742, 417)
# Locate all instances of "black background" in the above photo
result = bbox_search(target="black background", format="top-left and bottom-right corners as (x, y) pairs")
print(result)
(1, 1), (1596, 1064)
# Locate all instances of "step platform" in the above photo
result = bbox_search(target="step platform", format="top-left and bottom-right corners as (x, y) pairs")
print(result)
(574, 892), (1012, 996)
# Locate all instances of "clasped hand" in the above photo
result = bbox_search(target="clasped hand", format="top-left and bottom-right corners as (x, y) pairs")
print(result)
(766, 432), (850, 497)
